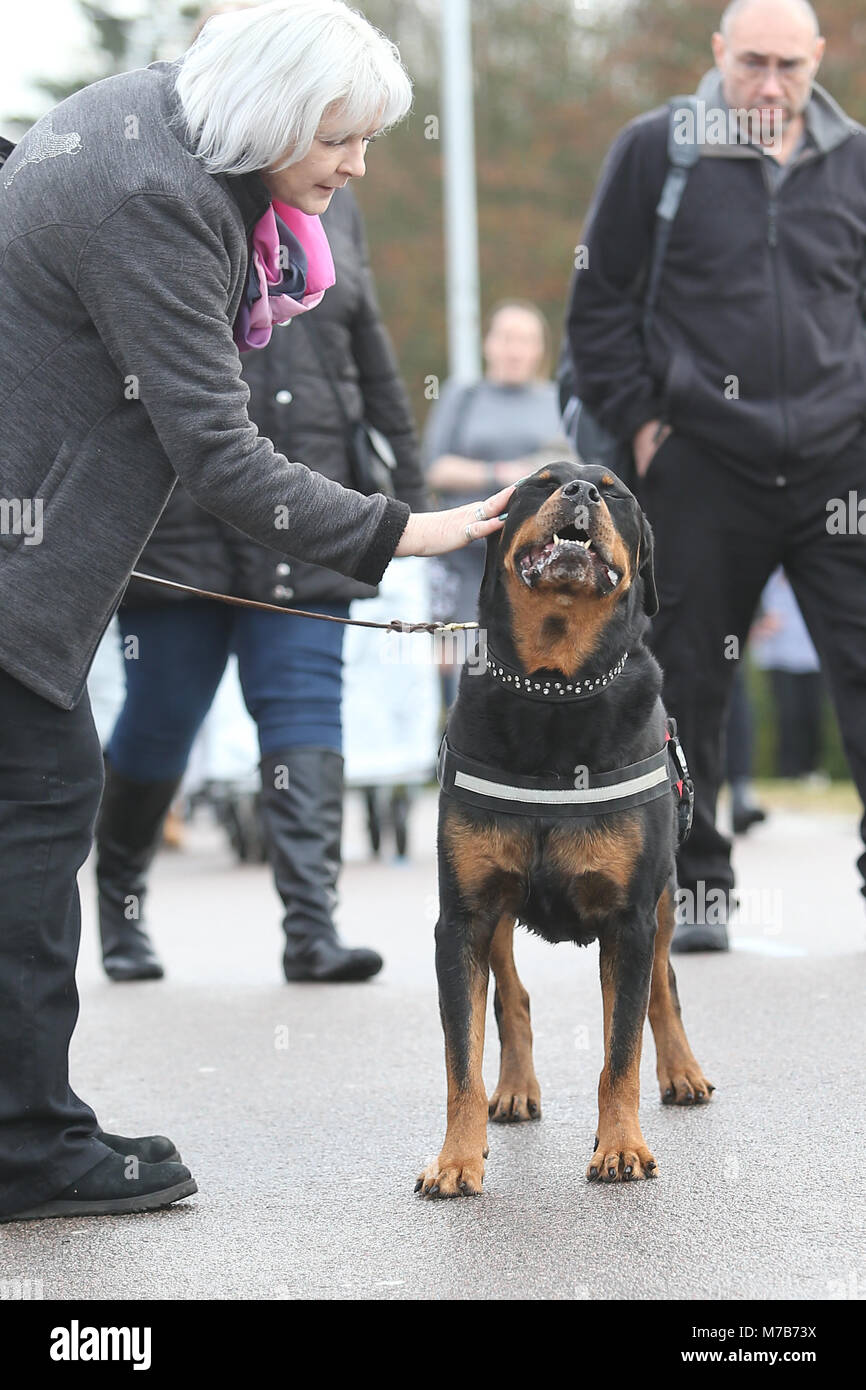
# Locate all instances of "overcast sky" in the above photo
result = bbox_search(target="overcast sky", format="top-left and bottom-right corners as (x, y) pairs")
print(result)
(0, 0), (617, 128)
(0, 0), (95, 123)
(0, 0), (191, 126)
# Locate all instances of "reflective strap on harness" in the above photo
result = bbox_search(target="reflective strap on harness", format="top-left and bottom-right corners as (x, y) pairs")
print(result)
(438, 736), (672, 820)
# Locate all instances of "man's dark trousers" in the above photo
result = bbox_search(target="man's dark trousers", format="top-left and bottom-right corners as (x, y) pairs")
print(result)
(0, 666), (113, 1217)
(637, 429), (866, 910)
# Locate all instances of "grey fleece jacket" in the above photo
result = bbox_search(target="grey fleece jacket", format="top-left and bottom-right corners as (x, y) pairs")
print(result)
(0, 59), (410, 709)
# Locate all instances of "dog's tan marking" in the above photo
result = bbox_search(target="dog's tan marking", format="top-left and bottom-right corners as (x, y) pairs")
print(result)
(504, 489), (633, 676)
(648, 883), (715, 1106)
(488, 915), (541, 1124)
(442, 808), (531, 903)
(546, 817), (643, 914)
(418, 958), (490, 1196)
(547, 817), (642, 885)
(588, 943), (657, 1182)
(508, 582), (613, 676)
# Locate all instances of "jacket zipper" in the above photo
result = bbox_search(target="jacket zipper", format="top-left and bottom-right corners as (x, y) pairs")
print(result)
(762, 161), (789, 460)
(761, 145), (819, 465)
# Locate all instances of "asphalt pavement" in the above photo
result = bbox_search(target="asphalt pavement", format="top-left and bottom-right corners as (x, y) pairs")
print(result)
(1, 788), (864, 1301)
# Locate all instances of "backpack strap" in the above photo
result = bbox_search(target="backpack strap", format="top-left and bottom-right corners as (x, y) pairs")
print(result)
(643, 95), (701, 330)
(559, 93), (703, 424)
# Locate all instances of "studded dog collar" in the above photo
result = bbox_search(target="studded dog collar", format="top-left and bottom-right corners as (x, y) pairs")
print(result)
(484, 645), (629, 702)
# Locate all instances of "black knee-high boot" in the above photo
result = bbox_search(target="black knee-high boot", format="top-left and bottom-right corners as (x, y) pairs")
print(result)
(259, 747), (383, 983)
(95, 759), (179, 980)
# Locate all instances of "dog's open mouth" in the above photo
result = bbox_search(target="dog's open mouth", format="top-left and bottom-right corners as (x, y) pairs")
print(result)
(516, 520), (621, 591)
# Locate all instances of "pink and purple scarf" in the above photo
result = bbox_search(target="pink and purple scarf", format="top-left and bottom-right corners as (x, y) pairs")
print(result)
(233, 199), (335, 353)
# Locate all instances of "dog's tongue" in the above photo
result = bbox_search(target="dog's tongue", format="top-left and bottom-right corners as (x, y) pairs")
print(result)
(531, 540), (555, 566)
(519, 540), (553, 575)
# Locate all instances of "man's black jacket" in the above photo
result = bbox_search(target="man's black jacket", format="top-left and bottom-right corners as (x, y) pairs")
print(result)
(125, 184), (427, 610)
(567, 70), (866, 479)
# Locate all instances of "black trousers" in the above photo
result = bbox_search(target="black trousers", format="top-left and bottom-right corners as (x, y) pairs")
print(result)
(637, 430), (866, 901)
(0, 666), (113, 1217)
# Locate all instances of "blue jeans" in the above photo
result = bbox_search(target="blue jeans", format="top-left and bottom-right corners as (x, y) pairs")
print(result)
(107, 601), (348, 782)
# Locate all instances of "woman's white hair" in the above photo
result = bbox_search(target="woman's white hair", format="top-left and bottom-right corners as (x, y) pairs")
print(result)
(175, 0), (413, 176)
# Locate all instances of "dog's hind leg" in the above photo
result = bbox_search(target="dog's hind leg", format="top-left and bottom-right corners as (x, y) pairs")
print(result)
(416, 907), (496, 1198)
(488, 914), (542, 1124)
(588, 919), (658, 1181)
(648, 880), (715, 1106)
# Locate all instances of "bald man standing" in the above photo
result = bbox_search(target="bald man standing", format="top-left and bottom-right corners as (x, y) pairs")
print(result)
(567, 0), (866, 949)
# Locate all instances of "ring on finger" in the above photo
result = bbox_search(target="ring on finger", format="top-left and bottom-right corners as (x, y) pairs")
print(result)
(473, 504), (486, 520)
(464, 523), (474, 541)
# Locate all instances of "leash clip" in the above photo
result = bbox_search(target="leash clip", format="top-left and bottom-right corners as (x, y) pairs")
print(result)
(665, 716), (694, 845)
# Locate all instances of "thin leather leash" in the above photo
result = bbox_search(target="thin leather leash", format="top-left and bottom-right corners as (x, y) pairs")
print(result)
(129, 570), (479, 634)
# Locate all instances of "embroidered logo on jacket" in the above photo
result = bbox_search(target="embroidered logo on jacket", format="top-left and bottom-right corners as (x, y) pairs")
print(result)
(3, 118), (83, 188)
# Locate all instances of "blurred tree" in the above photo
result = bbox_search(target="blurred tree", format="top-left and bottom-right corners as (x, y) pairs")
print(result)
(7, 0), (866, 434)
(5, 0), (200, 118)
(354, 0), (866, 426)
(356, 0), (614, 419)
(591, 0), (866, 122)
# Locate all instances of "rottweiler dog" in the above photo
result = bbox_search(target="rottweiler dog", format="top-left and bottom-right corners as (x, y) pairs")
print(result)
(417, 460), (713, 1197)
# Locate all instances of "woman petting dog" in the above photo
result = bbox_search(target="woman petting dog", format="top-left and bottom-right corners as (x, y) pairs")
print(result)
(0, 0), (511, 1222)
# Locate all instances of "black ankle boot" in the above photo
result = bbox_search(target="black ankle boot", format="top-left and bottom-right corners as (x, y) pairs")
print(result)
(259, 747), (383, 983)
(95, 759), (180, 981)
(671, 885), (733, 953)
(731, 779), (768, 835)
(5, 1152), (196, 1221)
(98, 1130), (181, 1163)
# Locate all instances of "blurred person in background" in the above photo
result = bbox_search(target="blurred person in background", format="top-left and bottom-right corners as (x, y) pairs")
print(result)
(751, 567), (826, 780)
(723, 667), (768, 834)
(342, 554), (441, 860)
(424, 300), (575, 705)
(0, 0), (510, 1222)
(97, 180), (428, 987)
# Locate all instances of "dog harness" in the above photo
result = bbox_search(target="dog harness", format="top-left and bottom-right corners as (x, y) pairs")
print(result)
(438, 718), (694, 843)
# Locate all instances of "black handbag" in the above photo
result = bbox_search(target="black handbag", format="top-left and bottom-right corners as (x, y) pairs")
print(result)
(305, 320), (398, 497)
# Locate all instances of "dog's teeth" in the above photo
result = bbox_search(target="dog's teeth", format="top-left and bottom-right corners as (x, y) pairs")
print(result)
(553, 533), (561, 546)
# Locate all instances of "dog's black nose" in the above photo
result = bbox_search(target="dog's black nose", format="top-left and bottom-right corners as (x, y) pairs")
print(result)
(562, 479), (601, 505)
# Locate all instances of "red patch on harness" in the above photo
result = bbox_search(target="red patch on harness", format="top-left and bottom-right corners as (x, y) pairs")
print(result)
(665, 730), (682, 796)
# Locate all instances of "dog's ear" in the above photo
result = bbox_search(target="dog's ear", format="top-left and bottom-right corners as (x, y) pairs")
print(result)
(478, 530), (504, 612)
(638, 514), (658, 617)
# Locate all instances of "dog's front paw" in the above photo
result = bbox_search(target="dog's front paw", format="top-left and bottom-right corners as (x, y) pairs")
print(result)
(488, 1081), (541, 1124)
(586, 1136), (658, 1183)
(415, 1152), (485, 1198)
(658, 1051), (715, 1106)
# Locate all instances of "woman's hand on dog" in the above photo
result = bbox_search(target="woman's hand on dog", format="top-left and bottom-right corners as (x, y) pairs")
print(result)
(395, 483), (515, 556)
